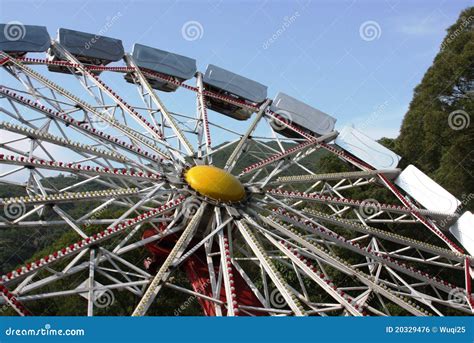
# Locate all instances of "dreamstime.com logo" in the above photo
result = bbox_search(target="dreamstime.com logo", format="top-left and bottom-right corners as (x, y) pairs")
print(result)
(93, 289), (115, 308)
(441, 15), (474, 51)
(91, 112), (114, 131)
(448, 288), (473, 309)
(269, 289), (287, 309)
(83, 12), (122, 51)
(358, 198), (382, 218)
(4, 323), (85, 337)
(174, 279), (211, 315)
(438, 193), (473, 229)
(262, 11), (300, 50)
(3, 202), (26, 220)
(269, 110), (293, 132)
(448, 110), (470, 131)
(180, 197), (202, 220)
(3, 21), (26, 41)
(359, 20), (382, 41)
(181, 21), (204, 41)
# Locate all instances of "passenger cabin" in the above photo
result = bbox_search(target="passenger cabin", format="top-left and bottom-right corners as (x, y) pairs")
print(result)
(335, 126), (401, 170)
(202, 64), (267, 120)
(125, 43), (197, 92)
(0, 24), (50, 57)
(269, 92), (336, 139)
(47, 28), (124, 74)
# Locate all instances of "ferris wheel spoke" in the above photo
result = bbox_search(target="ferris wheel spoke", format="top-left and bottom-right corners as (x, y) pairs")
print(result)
(239, 131), (337, 177)
(4, 67), (66, 113)
(124, 54), (195, 156)
(225, 99), (271, 172)
(217, 230), (239, 316)
(114, 224), (184, 256)
(200, 139), (239, 161)
(6, 227), (187, 307)
(243, 212), (364, 316)
(0, 53), (170, 159)
(230, 259), (269, 311)
(264, 109), (315, 141)
(266, 188), (457, 222)
(316, 137), (465, 255)
(195, 72), (212, 160)
(132, 202), (206, 316)
(48, 44), (166, 144)
(273, 169), (401, 184)
(378, 174), (465, 254)
(0, 153), (162, 183)
(0, 284), (31, 316)
(247, 145), (335, 188)
(1, 197), (185, 286)
(300, 208), (466, 266)
(236, 219), (307, 316)
(174, 215), (233, 267)
(0, 188), (141, 210)
(0, 87), (167, 164)
(0, 121), (130, 164)
(258, 214), (433, 316)
(271, 208), (468, 305)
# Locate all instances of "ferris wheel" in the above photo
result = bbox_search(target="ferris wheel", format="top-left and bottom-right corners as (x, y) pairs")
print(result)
(0, 24), (473, 317)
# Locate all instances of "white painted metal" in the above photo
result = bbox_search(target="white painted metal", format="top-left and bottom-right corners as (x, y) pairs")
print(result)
(395, 164), (461, 214)
(335, 126), (401, 169)
(0, 39), (470, 318)
(450, 211), (474, 255)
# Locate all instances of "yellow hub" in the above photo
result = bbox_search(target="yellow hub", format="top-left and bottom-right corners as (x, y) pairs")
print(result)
(185, 165), (245, 202)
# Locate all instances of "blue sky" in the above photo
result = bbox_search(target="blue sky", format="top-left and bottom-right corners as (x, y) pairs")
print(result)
(1, 0), (472, 139)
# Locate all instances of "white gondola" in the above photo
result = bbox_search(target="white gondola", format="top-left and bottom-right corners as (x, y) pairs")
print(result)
(203, 64), (267, 120)
(269, 92), (336, 139)
(449, 211), (474, 256)
(395, 164), (460, 214)
(0, 24), (50, 57)
(47, 28), (124, 74)
(125, 43), (196, 92)
(335, 126), (401, 169)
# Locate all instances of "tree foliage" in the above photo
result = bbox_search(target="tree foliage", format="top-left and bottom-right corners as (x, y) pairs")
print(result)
(395, 7), (474, 208)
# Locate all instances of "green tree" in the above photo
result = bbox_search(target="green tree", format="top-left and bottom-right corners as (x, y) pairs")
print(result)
(396, 7), (474, 208)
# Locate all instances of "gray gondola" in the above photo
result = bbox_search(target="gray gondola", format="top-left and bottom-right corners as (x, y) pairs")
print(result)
(203, 64), (268, 120)
(0, 24), (50, 57)
(47, 28), (124, 74)
(125, 43), (196, 92)
(269, 92), (336, 139)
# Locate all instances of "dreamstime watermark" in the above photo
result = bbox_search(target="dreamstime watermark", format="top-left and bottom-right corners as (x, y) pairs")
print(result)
(358, 199), (382, 218)
(3, 202), (26, 220)
(269, 288), (287, 308)
(438, 192), (473, 229)
(448, 288), (472, 309)
(84, 202), (111, 228)
(93, 289), (115, 308)
(180, 197), (201, 220)
(181, 21), (204, 41)
(3, 21), (26, 42)
(448, 110), (470, 130)
(174, 279), (210, 315)
(263, 11), (300, 50)
(90, 112), (115, 131)
(84, 12), (123, 50)
(358, 100), (389, 131)
(4, 323), (85, 337)
(269, 109), (293, 132)
(359, 20), (382, 42)
(441, 16), (474, 51)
